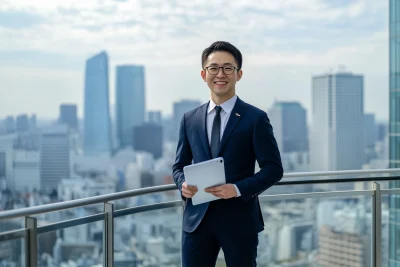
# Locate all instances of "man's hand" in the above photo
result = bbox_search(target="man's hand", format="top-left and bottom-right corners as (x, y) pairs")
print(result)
(181, 182), (198, 198)
(204, 184), (237, 199)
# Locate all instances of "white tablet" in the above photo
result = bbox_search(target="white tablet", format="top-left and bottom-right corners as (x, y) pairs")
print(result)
(183, 157), (226, 205)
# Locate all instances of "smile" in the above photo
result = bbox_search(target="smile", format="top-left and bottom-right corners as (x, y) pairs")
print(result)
(214, 82), (227, 85)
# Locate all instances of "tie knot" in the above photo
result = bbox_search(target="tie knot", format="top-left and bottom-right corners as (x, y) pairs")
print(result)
(214, 106), (222, 115)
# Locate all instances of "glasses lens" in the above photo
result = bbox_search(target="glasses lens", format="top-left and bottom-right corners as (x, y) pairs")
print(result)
(223, 67), (234, 74)
(208, 67), (218, 74)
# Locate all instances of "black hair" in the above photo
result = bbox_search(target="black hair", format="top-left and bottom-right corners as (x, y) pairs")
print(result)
(201, 41), (243, 70)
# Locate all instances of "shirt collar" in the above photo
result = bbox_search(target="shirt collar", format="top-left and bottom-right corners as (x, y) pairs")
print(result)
(207, 95), (238, 114)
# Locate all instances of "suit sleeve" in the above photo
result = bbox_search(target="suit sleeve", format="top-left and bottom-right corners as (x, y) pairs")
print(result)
(235, 112), (283, 201)
(172, 114), (193, 200)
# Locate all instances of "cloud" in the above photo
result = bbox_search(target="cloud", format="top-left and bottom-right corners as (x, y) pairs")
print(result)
(0, 0), (388, 66)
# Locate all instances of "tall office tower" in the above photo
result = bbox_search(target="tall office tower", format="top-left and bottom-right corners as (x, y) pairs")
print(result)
(133, 123), (163, 159)
(310, 71), (364, 171)
(59, 104), (78, 131)
(389, 1), (400, 266)
(4, 116), (15, 134)
(0, 135), (14, 190)
(116, 65), (146, 148)
(83, 51), (112, 156)
(29, 114), (37, 132)
(268, 101), (308, 152)
(40, 125), (70, 192)
(147, 111), (162, 125)
(16, 114), (29, 133)
(364, 113), (378, 149)
(172, 100), (201, 141)
(377, 122), (387, 142)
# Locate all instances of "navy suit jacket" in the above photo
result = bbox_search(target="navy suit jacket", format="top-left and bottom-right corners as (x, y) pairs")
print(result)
(172, 97), (283, 233)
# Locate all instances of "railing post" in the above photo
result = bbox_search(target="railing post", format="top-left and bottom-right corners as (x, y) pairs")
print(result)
(25, 217), (37, 267)
(104, 202), (114, 267)
(372, 182), (382, 267)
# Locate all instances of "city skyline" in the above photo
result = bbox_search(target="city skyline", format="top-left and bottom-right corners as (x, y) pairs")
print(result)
(0, 0), (389, 122)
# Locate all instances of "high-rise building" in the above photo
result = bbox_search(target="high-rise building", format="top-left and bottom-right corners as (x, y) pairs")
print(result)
(364, 113), (378, 149)
(59, 104), (78, 131)
(83, 51), (112, 156)
(16, 114), (29, 133)
(40, 125), (70, 192)
(389, 1), (400, 266)
(310, 72), (364, 171)
(147, 111), (162, 125)
(14, 150), (40, 192)
(4, 116), (15, 134)
(0, 135), (14, 190)
(377, 122), (387, 142)
(172, 100), (201, 141)
(0, 151), (5, 180)
(318, 226), (369, 267)
(133, 123), (163, 159)
(115, 65), (146, 149)
(268, 101), (308, 153)
(29, 114), (37, 132)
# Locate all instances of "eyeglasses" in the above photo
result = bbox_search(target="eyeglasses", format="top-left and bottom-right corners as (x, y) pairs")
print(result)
(204, 66), (238, 75)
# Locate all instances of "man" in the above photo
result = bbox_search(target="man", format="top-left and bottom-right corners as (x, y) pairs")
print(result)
(172, 41), (283, 267)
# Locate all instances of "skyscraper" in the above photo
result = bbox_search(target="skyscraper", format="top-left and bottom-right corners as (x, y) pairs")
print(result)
(310, 71), (364, 171)
(268, 101), (308, 153)
(133, 123), (163, 159)
(16, 114), (29, 133)
(364, 113), (378, 149)
(3, 116), (15, 134)
(83, 51), (111, 156)
(147, 111), (162, 125)
(172, 100), (201, 141)
(116, 65), (145, 148)
(40, 125), (70, 192)
(29, 114), (37, 132)
(389, 1), (400, 265)
(59, 104), (78, 131)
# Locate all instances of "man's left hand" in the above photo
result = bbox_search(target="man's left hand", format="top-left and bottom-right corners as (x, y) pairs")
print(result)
(205, 184), (237, 199)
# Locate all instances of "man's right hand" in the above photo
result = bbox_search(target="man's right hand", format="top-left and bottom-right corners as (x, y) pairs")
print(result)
(181, 182), (198, 198)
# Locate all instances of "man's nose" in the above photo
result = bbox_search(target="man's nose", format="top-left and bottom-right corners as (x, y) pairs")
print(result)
(216, 68), (226, 77)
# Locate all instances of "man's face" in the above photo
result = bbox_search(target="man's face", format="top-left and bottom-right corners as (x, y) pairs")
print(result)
(201, 51), (242, 98)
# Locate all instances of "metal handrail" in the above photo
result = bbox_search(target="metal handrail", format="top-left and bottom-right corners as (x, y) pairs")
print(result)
(282, 168), (398, 178)
(0, 168), (399, 220)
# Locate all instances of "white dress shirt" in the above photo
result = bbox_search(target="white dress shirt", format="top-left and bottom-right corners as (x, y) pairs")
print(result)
(207, 95), (241, 197)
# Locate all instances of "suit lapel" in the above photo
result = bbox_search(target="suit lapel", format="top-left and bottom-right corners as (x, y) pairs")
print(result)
(196, 102), (212, 159)
(217, 97), (248, 156)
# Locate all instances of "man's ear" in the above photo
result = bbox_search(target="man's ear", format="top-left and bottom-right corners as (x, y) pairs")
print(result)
(201, 69), (207, 82)
(236, 69), (243, 81)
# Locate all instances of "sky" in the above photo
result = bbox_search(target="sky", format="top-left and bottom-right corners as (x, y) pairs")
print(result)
(0, 0), (389, 123)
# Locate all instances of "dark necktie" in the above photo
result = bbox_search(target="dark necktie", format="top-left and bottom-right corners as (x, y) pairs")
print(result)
(210, 106), (222, 158)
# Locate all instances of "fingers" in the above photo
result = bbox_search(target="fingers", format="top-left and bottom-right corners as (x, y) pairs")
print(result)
(182, 182), (198, 198)
(205, 185), (223, 193)
(182, 188), (196, 198)
(182, 182), (198, 192)
(208, 191), (227, 199)
(205, 185), (235, 199)
(205, 186), (224, 198)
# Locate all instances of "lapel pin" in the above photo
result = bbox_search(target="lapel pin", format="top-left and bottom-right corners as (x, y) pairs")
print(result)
(235, 113), (240, 117)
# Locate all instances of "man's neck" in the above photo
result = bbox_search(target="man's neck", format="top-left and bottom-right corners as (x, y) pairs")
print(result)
(211, 92), (236, 105)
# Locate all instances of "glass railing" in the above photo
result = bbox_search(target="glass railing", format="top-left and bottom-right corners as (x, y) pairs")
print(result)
(1, 169), (400, 267)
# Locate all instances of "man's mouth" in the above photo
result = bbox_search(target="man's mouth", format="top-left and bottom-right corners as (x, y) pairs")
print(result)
(214, 81), (227, 85)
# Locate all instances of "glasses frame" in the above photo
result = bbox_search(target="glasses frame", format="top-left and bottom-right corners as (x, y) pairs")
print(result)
(203, 66), (239, 75)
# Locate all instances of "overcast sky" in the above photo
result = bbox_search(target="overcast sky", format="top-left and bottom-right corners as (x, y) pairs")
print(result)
(0, 0), (389, 123)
